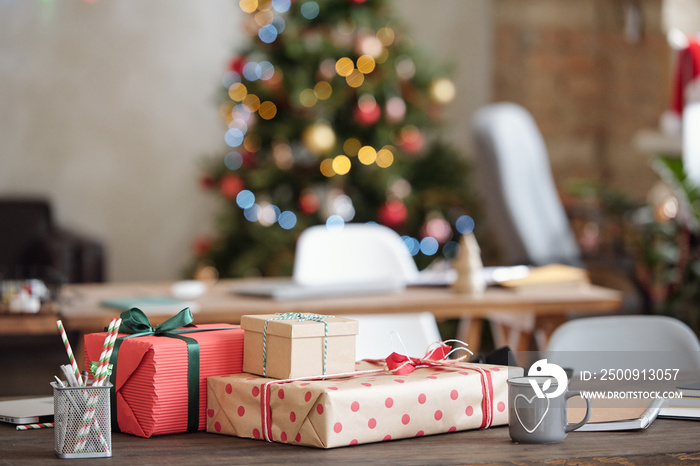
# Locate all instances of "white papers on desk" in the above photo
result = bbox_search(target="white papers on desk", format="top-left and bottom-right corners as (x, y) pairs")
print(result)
(659, 396), (700, 420)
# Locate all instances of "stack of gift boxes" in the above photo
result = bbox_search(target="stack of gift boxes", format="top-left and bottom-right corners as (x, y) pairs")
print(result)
(83, 309), (519, 447)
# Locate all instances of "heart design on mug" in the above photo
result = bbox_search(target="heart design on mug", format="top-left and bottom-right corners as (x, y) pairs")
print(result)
(514, 393), (550, 434)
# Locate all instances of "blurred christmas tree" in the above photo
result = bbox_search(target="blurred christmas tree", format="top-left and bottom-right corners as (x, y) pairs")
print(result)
(188, 0), (478, 279)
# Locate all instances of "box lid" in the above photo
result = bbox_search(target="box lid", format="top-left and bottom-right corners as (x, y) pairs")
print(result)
(241, 314), (358, 338)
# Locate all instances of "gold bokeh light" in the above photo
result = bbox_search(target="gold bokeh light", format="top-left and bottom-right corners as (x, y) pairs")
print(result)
(314, 81), (332, 100)
(346, 69), (364, 88)
(320, 158), (335, 177)
(343, 138), (361, 157)
(357, 55), (376, 74)
(258, 101), (277, 119)
(376, 148), (394, 168)
(228, 83), (248, 102)
(299, 88), (318, 107)
(358, 146), (377, 165)
(239, 0), (258, 14)
(335, 57), (355, 77)
(242, 94), (261, 112)
(332, 155), (351, 175)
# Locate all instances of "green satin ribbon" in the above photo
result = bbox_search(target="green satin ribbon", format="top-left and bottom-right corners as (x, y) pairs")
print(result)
(107, 307), (213, 433)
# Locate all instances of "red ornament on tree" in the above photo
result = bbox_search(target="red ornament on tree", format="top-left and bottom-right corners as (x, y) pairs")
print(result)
(220, 174), (244, 199)
(198, 174), (216, 191)
(377, 199), (408, 228)
(353, 101), (381, 126)
(229, 56), (246, 74)
(192, 236), (212, 257)
(398, 127), (425, 155)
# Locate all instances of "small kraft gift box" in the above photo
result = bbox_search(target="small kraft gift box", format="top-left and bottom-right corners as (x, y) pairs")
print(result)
(83, 308), (244, 438)
(207, 347), (523, 448)
(241, 313), (358, 379)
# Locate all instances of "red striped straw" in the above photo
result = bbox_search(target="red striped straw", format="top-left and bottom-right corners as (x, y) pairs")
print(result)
(93, 318), (121, 387)
(73, 318), (121, 453)
(56, 320), (82, 386)
(16, 422), (55, 431)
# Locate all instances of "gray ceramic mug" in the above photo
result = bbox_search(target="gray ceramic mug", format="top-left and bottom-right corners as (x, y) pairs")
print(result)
(508, 376), (592, 444)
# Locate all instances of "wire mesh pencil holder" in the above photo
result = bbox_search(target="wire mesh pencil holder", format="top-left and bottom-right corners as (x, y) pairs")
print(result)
(51, 381), (112, 459)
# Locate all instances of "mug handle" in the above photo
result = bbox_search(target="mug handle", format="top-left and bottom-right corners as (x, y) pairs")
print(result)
(564, 390), (592, 433)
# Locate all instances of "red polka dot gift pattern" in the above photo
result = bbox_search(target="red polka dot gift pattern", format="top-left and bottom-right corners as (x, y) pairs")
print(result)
(206, 361), (517, 448)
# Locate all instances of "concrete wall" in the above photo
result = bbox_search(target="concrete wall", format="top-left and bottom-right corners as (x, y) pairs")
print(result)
(0, 0), (491, 282)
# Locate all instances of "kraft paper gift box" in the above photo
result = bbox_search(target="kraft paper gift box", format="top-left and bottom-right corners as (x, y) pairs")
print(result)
(83, 308), (244, 438)
(241, 313), (358, 379)
(207, 359), (520, 448)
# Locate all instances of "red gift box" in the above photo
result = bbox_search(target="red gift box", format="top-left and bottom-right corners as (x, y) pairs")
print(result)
(84, 317), (244, 438)
(207, 359), (520, 448)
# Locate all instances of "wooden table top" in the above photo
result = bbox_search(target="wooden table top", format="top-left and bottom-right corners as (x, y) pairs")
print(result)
(2, 418), (698, 464)
(44, 278), (623, 334)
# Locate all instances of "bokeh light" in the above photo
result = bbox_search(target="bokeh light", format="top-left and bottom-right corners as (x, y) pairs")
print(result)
(343, 138), (361, 157)
(332, 194), (355, 221)
(420, 237), (439, 256)
(242, 94), (261, 112)
(358, 146), (377, 165)
(244, 204), (261, 222)
(335, 57), (354, 77)
(258, 101), (277, 119)
(243, 134), (261, 152)
(386, 96), (406, 122)
(259, 61), (275, 80)
(424, 217), (452, 243)
(258, 24), (278, 43)
(299, 88), (318, 107)
(377, 27), (395, 46)
(346, 69), (364, 88)
(456, 215), (475, 235)
(443, 240), (460, 260)
(375, 148), (394, 168)
(402, 236), (420, 256)
(225, 151), (244, 170)
(225, 128), (245, 147)
(430, 77), (456, 104)
(314, 81), (332, 100)
(356, 55), (376, 74)
(300, 1), (319, 19)
(278, 210), (297, 229)
(302, 122), (336, 154)
(320, 158), (335, 177)
(396, 57), (416, 80)
(243, 62), (263, 81)
(271, 0), (290, 13)
(236, 189), (255, 209)
(332, 155), (351, 175)
(228, 83), (247, 102)
(326, 214), (345, 230)
(239, 0), (258, 14)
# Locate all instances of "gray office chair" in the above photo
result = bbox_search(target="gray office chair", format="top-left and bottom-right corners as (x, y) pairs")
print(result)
(471, 102), (582, 267)
(545, 315), (700, 377)
(465, 102), (583, 351)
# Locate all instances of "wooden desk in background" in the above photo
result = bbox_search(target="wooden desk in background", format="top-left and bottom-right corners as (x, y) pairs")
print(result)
(1, 417), (698, 464)
(1, 279), (623, 366)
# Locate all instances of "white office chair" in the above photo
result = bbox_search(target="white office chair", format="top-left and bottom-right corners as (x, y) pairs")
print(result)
(467, 102), (584, 351)
(545, 315), (700, 376)
(294, 224), (443, 360)
(293, 223), (420, 286)
(338, 312), (443, 360)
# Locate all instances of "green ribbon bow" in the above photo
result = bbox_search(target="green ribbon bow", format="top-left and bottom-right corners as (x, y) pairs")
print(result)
(108, 307), (230, 433)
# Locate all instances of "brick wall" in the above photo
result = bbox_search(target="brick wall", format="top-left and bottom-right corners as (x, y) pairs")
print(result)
(493, 0), (671, 200)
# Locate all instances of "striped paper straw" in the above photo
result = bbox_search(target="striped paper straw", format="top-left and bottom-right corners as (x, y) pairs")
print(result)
(56, 320), (82, 386)
(16, 422), (55, 431)
(93, 318), (121, 387)
(73, 318), (121, 453)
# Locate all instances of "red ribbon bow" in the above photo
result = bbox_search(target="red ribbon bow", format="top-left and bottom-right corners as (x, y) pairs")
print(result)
(385, 343), (453, 375)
